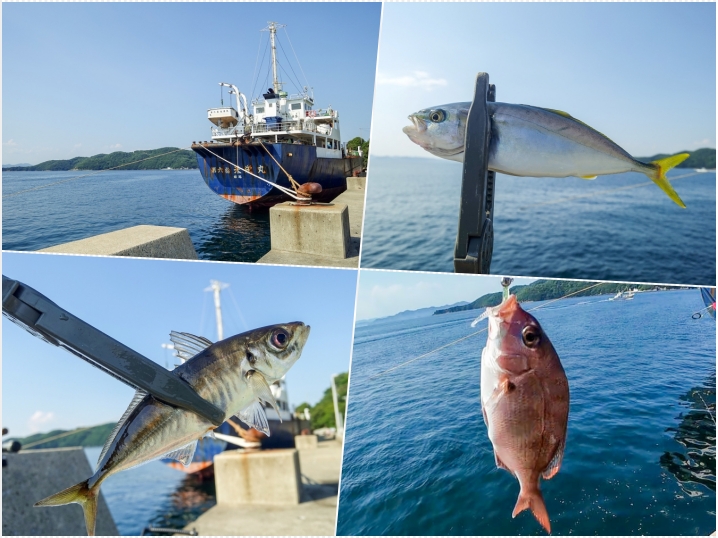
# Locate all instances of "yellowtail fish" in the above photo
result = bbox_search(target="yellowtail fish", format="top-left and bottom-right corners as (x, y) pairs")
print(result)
(34, 322), (310, 535)
(480, 296), (569, 533)
(403, 102), (689, 207)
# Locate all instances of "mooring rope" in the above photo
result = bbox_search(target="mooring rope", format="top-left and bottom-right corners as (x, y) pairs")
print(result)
(199, 144), (306, 201)
(368, 281), (605, 380)
(2, 147), (190, 199)
(257, 140), (304, 193)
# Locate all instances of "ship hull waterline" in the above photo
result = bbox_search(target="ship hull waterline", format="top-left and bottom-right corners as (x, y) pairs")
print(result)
(192, 142), (363, 208)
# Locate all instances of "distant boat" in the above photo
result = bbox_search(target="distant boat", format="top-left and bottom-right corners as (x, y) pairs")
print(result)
(699, 287), (716, 320)
(695, 167), (708, 173)
(609, 290), (634, 301)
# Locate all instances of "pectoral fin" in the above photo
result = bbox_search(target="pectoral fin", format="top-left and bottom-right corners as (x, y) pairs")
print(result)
(247, 371), (282, 421)
(579, 175), (597, 180)
(163, 441), (198, 467)
(237, 401), (270, 436)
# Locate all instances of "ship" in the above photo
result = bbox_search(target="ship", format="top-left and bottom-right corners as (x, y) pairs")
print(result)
(191, 21), (364, 208)
(164, 280), (306, 476)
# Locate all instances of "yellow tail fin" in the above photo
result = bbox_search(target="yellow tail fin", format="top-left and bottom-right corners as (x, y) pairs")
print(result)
(648, 153), (689, 208)
(35, 480), (98, 536)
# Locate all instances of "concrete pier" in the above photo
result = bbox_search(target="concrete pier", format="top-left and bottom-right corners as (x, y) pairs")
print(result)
(258, 177), (365, 268)
(185, 439), (342, 536)
(214, 449), (302, 506)
(2, 448), (118, 536)
(39, 225), (198, 260)
(294, 434), (319, 450)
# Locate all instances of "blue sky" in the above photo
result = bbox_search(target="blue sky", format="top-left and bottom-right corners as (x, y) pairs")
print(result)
(2, 253), (358, 437)
(2, 2), (381, 165)
(371, 2), (715, 159)
(356, 270), (536, 320)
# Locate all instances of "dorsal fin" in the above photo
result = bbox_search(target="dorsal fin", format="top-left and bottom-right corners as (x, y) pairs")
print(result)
(170, 331), (213, 362)
(97, 389), (148, 469)
(539, 107), (615, 143)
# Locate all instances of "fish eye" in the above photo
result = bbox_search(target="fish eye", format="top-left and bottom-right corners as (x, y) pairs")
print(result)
(429, 109), (446, 123)
(271, 329), (290, 349)
(522, 326), (541, 348)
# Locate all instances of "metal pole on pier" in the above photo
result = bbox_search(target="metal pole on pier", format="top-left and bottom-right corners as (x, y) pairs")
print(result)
(205, 280), (229, 341)
(330, 373), (344, 437)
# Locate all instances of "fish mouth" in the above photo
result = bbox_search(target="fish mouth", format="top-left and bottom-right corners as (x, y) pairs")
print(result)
(405, 115), (427, 134)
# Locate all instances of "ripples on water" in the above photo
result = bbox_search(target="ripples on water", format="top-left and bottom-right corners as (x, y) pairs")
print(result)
(2, 171), (271, 262)
(337, 289), (716, 535)
(84, 446), (215, 536)
(360, 157), (716, 285)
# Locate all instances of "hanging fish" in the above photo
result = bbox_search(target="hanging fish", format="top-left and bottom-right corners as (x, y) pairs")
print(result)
(34, 322), (310, 536)
(480, 295), (569, 533)
(403, 102), (689, 207)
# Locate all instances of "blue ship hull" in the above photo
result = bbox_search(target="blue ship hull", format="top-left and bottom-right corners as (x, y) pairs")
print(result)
(192, 142), (363, 207)
(163, 418), (304, 475)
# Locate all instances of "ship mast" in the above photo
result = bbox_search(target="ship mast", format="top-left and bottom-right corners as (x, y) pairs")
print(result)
(264, 21), (286, 93)
(205, 280), (229, 341)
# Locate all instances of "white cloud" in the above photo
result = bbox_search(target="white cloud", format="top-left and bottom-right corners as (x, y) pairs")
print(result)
(74, 143), (83, 148)
(108, 143), (122, 149)
(28, 410), (55, 433)
(693, 138), (713, 147)
(377, 71), (447, 90)
(3, 139), (18, 147)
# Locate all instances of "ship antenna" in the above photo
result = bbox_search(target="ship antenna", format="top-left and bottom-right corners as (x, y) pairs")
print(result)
(204, 280), (229, 341)
(263, 21), (286, 93)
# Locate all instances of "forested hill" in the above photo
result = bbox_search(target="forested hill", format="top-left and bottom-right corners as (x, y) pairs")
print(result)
(639, 147), (715, 169)
(8, 423), (115, 449)
(295, 372), (348, 430)
(2, 147), (198, 171)
(434, 280), (667, 315)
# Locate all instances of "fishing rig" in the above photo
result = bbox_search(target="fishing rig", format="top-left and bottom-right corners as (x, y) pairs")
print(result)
(1, 275), (225, 427)
(454, 72), (496, 274)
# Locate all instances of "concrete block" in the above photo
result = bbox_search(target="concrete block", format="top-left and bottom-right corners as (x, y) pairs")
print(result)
(294, 435), (318, 450)
(346, 176), (366, 191)
(214, 449), (302, 506)
(269, 203), (350, 259)
(39, 225), (198, 260)
(2, 448), (118, 536)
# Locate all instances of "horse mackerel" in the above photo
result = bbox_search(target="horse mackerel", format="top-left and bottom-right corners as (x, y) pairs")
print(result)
(34, 322), (310, 536)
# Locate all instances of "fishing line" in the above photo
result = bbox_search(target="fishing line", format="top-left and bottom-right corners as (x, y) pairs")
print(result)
(368, 281), (605, 380)
(21, 425), (96, 449)
(3, 148), (191, 199)
(518, 171), (702, 210)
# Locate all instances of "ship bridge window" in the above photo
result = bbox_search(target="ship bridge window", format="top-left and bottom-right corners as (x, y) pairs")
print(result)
(291, 103), (301, 110)
(256, 107), (264, 114)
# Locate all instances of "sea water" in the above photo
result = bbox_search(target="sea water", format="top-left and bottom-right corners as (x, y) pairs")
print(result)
(83, 446), (215, 535)
(360, 157), (716, 286)
(2, 170), (270, 262)
(337, 289), (716, 535)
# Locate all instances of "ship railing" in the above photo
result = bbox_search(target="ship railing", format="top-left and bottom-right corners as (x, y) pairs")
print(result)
(211, 125), (251, 138)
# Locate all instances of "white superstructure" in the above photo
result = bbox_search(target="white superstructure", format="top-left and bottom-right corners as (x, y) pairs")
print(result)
(206, 21), (344, 158)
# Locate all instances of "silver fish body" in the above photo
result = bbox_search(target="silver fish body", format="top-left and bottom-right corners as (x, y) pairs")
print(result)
(403, 101), (688, 207)
(35, 322), (310, 535)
